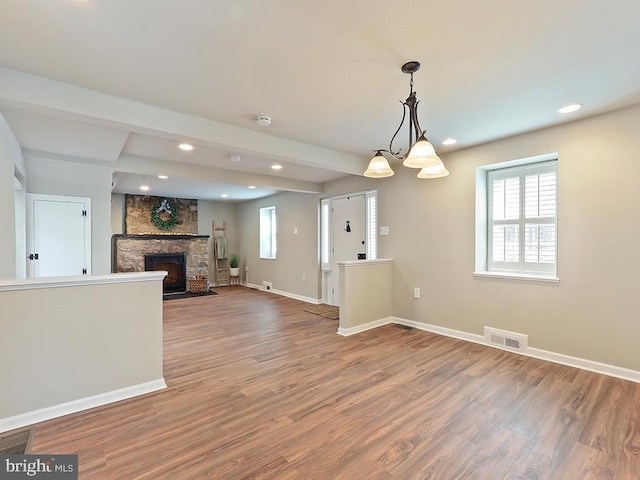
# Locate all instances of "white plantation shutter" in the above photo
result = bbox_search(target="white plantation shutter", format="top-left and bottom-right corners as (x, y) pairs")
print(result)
(320, 198), (330, 269)
(488, 161), (557, 275)
(366, 192), (377, 260)
(259, 206), (276, 259)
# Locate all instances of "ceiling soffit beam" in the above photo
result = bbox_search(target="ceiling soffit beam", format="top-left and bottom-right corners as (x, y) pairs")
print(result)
(0, 68), (366, 175)
(117, 154), (323, 194)
(20, 149), (323, 194)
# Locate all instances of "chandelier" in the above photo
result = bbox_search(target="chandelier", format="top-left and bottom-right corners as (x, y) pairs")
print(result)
(364, 61), (449, 179)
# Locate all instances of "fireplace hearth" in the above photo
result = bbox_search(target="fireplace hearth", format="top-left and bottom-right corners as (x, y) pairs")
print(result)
(145, 253), (187, 293)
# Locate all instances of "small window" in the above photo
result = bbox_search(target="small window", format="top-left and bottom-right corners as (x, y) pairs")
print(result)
(476, 155), (558, 280)
(320, 198), (330, 270)
(259, 206), (276, 259)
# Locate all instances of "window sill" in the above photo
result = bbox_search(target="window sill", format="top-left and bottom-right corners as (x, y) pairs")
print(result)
(473, 271), (559, 283)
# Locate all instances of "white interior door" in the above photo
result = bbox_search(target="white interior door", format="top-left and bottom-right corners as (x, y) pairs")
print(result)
(27, 194), (91, 277)
(330, 194), (366, 306)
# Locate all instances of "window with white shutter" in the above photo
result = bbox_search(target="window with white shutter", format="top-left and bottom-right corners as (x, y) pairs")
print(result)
(487, 161), (557, 276)
(320, 198), (330, 270)
(366, 192), (377, 260)
(259, 206), (277, 259)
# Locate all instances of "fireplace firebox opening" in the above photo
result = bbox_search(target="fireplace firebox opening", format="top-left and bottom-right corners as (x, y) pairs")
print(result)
(144, 253), (187, 294)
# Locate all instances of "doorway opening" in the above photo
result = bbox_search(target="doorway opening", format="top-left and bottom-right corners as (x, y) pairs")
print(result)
(320, 190), (377, 306)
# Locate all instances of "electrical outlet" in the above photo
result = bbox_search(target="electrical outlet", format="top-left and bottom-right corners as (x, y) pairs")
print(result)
(302, 273), (306, 281)
(414, 287), (421, 299)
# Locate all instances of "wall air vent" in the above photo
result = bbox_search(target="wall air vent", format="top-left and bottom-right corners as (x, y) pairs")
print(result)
(484, 326), (528, 353)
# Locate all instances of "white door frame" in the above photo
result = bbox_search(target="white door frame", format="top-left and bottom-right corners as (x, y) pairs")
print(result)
(320, 189), (377, 305)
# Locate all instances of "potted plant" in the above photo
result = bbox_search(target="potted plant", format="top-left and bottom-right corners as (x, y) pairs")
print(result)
(229, 254), (240, 277)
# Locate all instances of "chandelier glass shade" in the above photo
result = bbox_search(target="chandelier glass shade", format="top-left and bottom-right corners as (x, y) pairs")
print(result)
(417, 161), (450, 179)
(364, 61), (449, 179)
(364, 151), (394, 178)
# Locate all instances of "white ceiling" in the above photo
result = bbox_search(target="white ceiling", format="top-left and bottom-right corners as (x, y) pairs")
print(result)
(1, 0), (640, 201)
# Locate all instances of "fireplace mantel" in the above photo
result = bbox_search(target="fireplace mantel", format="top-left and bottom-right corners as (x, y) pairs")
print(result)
(113, 234), (209, 240)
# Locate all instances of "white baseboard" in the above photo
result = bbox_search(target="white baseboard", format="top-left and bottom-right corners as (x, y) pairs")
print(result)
(0, 378), (167, 433)
(393, 317), (487, 345)
(337, 315), (640, 384)
(245, 283), (321, 305)
(524, 347), (640, 383)
(337, 317), (393, 336)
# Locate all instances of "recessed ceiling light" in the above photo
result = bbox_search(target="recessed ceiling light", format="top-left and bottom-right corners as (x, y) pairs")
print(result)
(248, 185), (256, 189)
(230, 154), (241, 162)
(256, 115), (272, 127)
(271, 164), (283, 170)
(158, 175), (168, 179)
(221, 194), (229, 198)
(442, 138), (457, 145)
(558, 103), (582, 114)
(178, 143), (194, 151)
(140, 185), (150, 191)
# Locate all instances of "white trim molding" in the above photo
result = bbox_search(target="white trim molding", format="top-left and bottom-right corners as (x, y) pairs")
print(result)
(335, 316), (640, 384)
(245, 283), (321, 305)
(0, 271), (167, 292)
(337, 258), (393, 268)
(337, 317), (393, 337)
(0, 379), (167, 433)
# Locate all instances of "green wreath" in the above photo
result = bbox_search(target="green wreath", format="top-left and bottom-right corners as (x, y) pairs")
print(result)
(150, 198), (178, 231)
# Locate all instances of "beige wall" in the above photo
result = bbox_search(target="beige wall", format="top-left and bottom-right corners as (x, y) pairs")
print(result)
(197, 199), (239, 253)
(0, 273), (165, 427)
(342, 104), (640, 371)
(236, 103), (640, 372)
(111, 192), (125, 234)
(339, 260), (392, 329)
(237, 191), (320, 300)
(413, 103), (640, 371)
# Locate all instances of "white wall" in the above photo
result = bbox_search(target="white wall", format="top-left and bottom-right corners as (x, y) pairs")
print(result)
(0, 114), (24, 280)
(26, 157), (113, 274)
(14, 177), (26, 278)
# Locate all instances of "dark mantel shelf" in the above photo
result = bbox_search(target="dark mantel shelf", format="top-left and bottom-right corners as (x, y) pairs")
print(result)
(112, 234), (210, 240)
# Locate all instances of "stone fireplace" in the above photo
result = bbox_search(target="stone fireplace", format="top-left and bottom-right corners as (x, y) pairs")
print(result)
(145, 252), (187, 293)
(112, 234), (209, 291)
(112, 195), (211, 291)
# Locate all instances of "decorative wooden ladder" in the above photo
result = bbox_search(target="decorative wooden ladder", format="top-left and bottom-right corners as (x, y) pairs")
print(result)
(213, 220), (230, 286)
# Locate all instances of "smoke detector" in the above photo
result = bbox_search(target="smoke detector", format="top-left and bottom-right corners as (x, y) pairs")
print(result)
(256, 115), (272, 127)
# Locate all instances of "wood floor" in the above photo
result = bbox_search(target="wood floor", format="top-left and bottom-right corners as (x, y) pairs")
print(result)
(28, 287), (640, 479)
